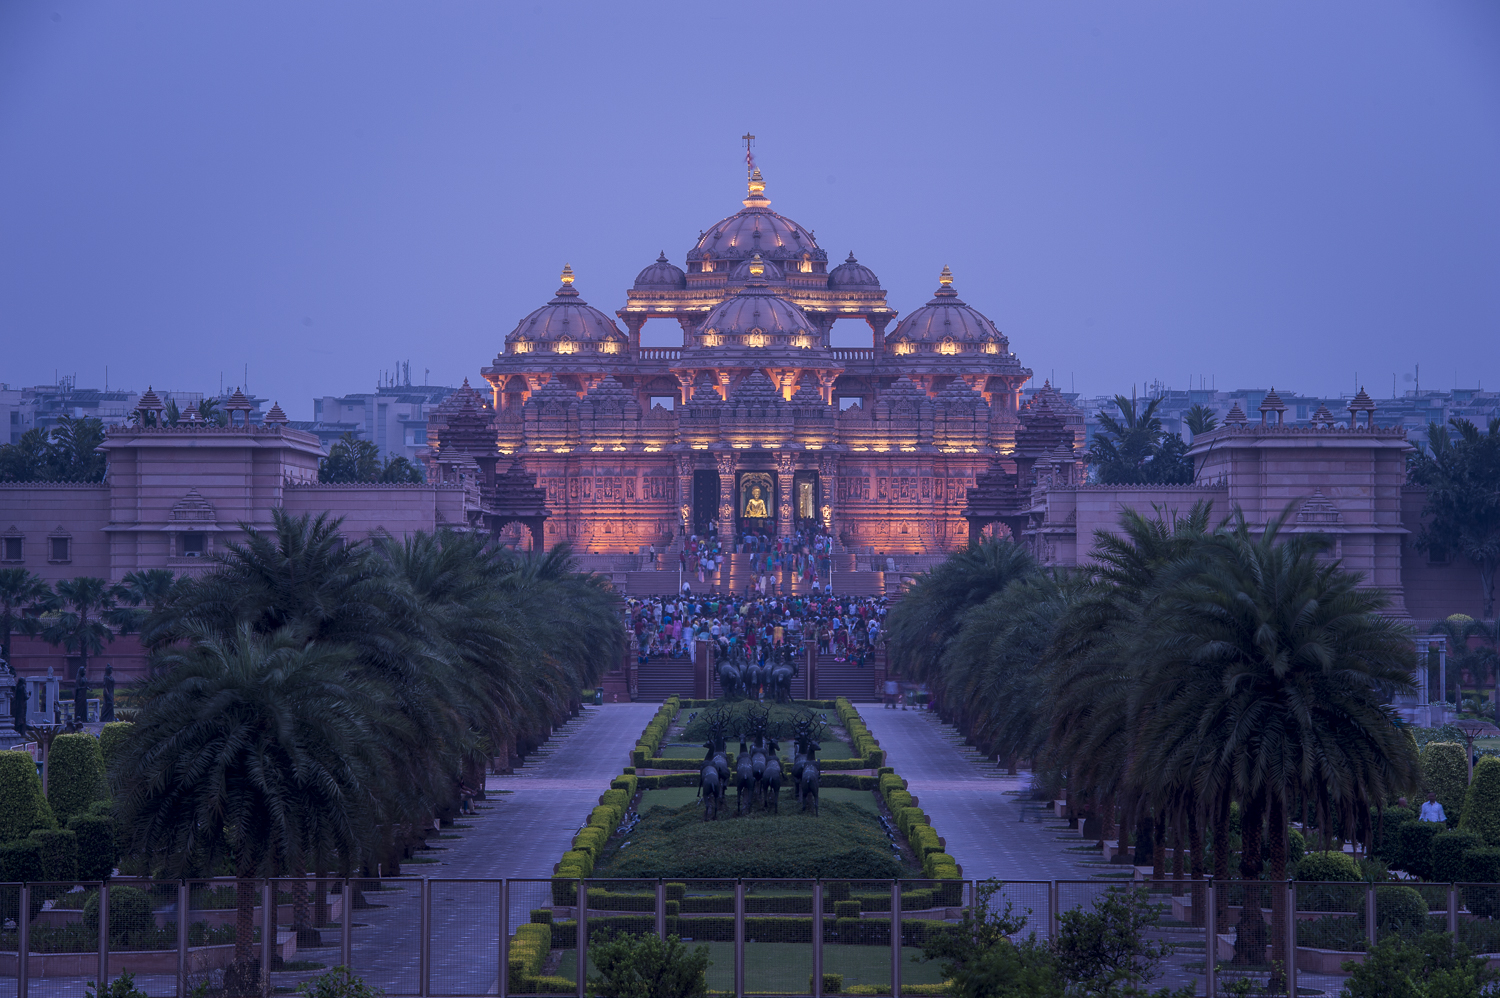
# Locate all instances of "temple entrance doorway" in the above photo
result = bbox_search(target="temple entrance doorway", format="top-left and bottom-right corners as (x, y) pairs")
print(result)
(735, 471), (777, 539)
(691, 470), (720, 536)
(793, 471), (822, 531)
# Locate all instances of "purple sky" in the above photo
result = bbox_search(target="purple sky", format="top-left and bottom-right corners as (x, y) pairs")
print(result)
(2, 2), (1497, 419)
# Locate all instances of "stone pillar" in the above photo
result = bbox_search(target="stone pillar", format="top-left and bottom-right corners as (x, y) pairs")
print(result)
(674, 372), (695, 407)
(776, 452), (795, 537)
(866, 314), (894, 358)
(620, 314), (646, 357)
(820, 455), (840, 538)
(715, 452), (735, 544)
(817, 371), (839, 407)
(676, 455), (693, 540)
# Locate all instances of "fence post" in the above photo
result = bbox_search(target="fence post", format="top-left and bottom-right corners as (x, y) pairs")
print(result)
(18, 884), (29, 998)
(177, 881), (189, 998)
(577, 880), (589, 998)
(419, 879), (431, 998)
(812, 881), (824, 998)
(656, 880), (666, 939)
(498, 880), (510, 998)
(99, 880), (110, 991)
(261, 881), (273, 997)
(340, 880), (353, 970)
(1366, 883), (1377, 950)
(734, 881), (745, 998)
(1204, 878), (1216, 998)
(1285, 880), (1297, 998)
(1048, 880), (1058, 939)
(891, 880), (902, 998)
(1449, 883), (1459, 938)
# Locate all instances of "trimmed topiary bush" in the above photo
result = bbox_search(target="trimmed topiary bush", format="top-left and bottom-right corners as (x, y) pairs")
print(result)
(45, 733), (106, 826)
(1432, 830), (1486, 883)
(0, 838), (43, 883)
(65, 812), (116, 882)
(0, 750), (56, 841)
(1395, 820), (1443, 879)
(83, 885), (152, 944)
(1422, 742), (1468, 827)
(28, 827), (77, 882)
(97, 722), (133, 777)
(1373, 806), (1416, 862)
(1375, 885), (1428, 935)
(1461, 757), (1500, 846)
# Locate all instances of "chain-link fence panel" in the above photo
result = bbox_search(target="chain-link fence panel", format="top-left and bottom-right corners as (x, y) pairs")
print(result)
(343, 877), (421, 996)
(669, 880), (736, 996)
(428, 879), (501, 997)
(743, 879), (813, 995)
(983, 880), (1048, 941)
(506, 878), (570, 997)
(818, 880), (891, 996)
(574, 879), (665, 996)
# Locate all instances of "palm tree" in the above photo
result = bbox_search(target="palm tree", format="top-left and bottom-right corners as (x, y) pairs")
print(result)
(42, 576), (122, 682)
(0, 569), (55, 670)
(1184, 404), (1219, 437)
(49, 416), (107, 482)
(108, 569), (179, 636)
(883, 540), (1037, 721)
(1088, 394), (1193, 485)
(118, 625), (388, 994)
(1141, 508), (1420, 978)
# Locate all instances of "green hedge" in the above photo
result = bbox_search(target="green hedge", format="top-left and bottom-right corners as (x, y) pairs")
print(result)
(0, 752), (55, 843)
(67, 813), (115, 882)
(1422, 742), (1468, 827)
(1462, 757), (1500, 846)
(28, 828), (77, 882)
(0, 839), (43, 883)
(97, 723), (133, 777)
(45, 734), (105, 826)
(1395, 820), (1443, 880)
(631, 698), (679, 768)
(546, 914), (952, 948)
(1434, 830), (1487, 883)
(639, 755), (874, 772)
(508, 921), (555, 993)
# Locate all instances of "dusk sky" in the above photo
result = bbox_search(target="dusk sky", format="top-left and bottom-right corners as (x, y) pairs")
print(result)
(2, 2), (1497, 419)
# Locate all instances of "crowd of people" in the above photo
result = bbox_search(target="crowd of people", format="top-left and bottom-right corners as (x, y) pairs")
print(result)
(627, 592), (888, 669)
(675, 523), (837, 592)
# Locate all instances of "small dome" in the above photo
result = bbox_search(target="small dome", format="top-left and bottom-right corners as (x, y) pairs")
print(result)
(886, 267), (1007, 354)
(828, 252), (880, 290)
(634, 252), (687, 290)
(728, 254), (785, 282)
(506, 266), (627, 354)
(699, 285), (814, 342)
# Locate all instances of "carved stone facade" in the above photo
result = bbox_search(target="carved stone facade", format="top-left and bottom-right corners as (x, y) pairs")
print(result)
(467, 169), (1052, 555)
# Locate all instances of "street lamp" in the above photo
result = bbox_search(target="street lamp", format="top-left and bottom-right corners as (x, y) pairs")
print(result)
(1453, 719), (1499, 785)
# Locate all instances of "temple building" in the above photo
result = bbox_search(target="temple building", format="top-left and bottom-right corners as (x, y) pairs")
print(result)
(453, 168), (1049, 559)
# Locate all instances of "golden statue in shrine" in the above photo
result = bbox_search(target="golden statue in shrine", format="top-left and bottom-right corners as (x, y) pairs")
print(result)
(744, 486), (768, 518)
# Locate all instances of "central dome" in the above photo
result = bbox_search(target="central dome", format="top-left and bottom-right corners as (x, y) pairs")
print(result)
(687, 170), (828, 270)
(699, 283), (814, 342)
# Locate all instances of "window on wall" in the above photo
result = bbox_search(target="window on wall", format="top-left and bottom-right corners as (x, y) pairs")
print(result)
(2, 537), (20, 562)
(49, 536), (70, 562)
(179, 533), (206, 558)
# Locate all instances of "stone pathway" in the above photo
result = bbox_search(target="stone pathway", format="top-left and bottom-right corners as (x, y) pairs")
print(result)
(857, 707), (1084, 883)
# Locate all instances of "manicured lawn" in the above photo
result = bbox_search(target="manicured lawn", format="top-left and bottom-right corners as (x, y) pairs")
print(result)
(656, 736), (856, 759)
(594, 799), (909, 879)
(554, 941), (944, 991)
(641, 786), (877, 814)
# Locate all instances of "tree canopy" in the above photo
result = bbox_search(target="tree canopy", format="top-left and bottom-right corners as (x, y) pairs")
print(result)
(318, 432), (424, 483)
(1409, 416), (1500, 618)
(1087, 395), (1194, 485)
(0, 416), (107, 483)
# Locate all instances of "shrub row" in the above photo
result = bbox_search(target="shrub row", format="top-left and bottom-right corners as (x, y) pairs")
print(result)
(542, 912), (956, 947)
(835, 698), (886, 768)
(678, 699), (838, 710)
(872, 753), (958, 881)
(559, 884), (953, 916)
(556, 702), (680, 890)
(630, 697), (680, 768)
(506, 920), (572, 993)
(636, 755), (874, 772)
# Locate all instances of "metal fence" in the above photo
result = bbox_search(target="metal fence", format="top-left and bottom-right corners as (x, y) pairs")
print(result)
(0, 876), (1480, 997)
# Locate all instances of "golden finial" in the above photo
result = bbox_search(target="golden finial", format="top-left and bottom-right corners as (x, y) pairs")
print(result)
(939, 265), (954, 287)
(747, 167), (766, 199)
(560, 263), (575, 286)
(748, 253), (765, 278)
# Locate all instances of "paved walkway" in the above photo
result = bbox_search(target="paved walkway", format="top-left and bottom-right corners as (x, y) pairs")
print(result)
(858, 707), (1088, 883)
